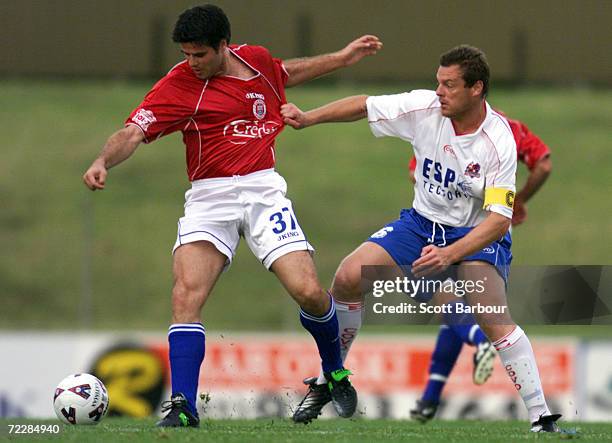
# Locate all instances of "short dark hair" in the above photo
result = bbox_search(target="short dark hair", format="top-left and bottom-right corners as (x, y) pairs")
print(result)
(172, 4), (231, 50)
(439, 45), (489, 97)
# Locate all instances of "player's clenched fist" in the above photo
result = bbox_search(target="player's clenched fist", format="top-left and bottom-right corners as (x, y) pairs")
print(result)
(281, 103), (309, 129)
(82, 125), (144, 191)
(83, 159), (107, 191)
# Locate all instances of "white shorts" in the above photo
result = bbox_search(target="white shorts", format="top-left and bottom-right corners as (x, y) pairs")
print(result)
(173, 168), (314, 270)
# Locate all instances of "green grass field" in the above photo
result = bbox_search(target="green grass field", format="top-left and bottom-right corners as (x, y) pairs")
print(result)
(1, 418), (609, 442)
(1, 81), (611, 331)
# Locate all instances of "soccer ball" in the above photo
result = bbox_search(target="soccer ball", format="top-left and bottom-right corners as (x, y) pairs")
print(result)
(53, 373), (109, 425)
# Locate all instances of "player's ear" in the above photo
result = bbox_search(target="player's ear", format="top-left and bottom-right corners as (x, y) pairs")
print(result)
(217, 39), (228, 52)
(472, 80), (484, 98)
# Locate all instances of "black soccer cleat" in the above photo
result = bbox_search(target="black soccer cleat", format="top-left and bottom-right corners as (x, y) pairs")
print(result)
(156, 393), (200, 428)
(410, 399), (438, 423)
(325, 369), (357, 418)
(292, 376), (332, 424)
(530, 413), (562, 433)
(473, 341), (496, 385)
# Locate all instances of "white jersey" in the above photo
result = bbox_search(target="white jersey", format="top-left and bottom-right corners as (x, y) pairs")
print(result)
(366, 89), (516, 227)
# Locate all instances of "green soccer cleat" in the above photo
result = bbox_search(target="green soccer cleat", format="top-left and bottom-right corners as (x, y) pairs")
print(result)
(156, 393), (200, 428)
(325, 368), (358, 418)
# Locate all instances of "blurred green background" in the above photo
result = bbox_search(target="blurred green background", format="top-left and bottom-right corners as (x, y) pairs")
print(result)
(1, 81), (611, 331)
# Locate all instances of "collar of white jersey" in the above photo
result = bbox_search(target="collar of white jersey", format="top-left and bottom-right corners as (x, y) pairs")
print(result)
(451, 100), (494, 138)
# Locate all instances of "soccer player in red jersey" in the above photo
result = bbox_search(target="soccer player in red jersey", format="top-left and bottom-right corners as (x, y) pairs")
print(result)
(82, 4), (382, 427)
(407, 116), (552, 422)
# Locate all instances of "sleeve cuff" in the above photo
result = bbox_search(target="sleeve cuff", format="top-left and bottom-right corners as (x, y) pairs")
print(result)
(125, 122), (149, 144)
(487, 204), (513, 219)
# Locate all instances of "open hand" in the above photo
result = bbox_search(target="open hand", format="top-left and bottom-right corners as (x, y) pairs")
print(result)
(338, 35), (383, 66)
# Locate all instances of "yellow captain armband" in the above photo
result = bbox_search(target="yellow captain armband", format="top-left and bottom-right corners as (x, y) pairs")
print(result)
(483, 187), (515, 209)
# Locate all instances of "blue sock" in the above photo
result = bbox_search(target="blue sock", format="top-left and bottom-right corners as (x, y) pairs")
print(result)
(299, 295), (343, 374)
(422, 325), (463, 404)
(443, 301), (487, 346)
(168, 323), (205, 416)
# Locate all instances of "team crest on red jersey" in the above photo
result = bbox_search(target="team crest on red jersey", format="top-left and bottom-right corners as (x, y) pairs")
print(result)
(132, 109), (157, 131)
(464, 162), (481, 178)
(253, 99), (266, 120)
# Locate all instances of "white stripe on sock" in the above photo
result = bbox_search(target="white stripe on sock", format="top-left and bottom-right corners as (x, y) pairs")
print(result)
(430, 373), (448, 382)
(169, 323), (205, 330)
(300, 299), (336, 323)
(168, 328), (206, 336)
(168, 323), (206, 335)
(468, 324), (479, 344)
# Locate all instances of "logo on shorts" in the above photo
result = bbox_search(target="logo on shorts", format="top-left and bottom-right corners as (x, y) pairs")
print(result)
(371, 227), (394, 239)
(132, 109), (156, 131)
(223, 119), (281, 145)
(482, 247), (496, 254)
(253, 99), (267, 120)
(505, 191), (515, 208)
(464, 162), (481, 178)
(442, 144), (457, 158)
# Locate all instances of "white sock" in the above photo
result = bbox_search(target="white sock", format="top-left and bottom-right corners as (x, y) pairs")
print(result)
(494, 325), (551, 423)
(316, 298), (363, 384)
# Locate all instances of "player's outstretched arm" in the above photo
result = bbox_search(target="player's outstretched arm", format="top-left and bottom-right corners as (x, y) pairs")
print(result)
(82, 125), (145, 191)
(283, 35), (382, 88)
(281, 95), (368, 129)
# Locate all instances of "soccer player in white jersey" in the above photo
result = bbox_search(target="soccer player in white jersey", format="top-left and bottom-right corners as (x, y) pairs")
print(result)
(406, 116), (553, 423)
(281, 45), (560, 432)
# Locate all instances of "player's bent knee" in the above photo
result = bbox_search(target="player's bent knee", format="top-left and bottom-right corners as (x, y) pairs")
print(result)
(332, 261), (362, 302)
(479, 323), (516, 342)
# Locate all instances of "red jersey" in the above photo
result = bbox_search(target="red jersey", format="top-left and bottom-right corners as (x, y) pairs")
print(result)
(408, 117), (550, 172)
(126, 44), (288, 181)
(506, 118), (551, 170)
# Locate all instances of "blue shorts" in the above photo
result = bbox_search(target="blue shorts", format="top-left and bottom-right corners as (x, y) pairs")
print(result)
(368, 208), (512, 286)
